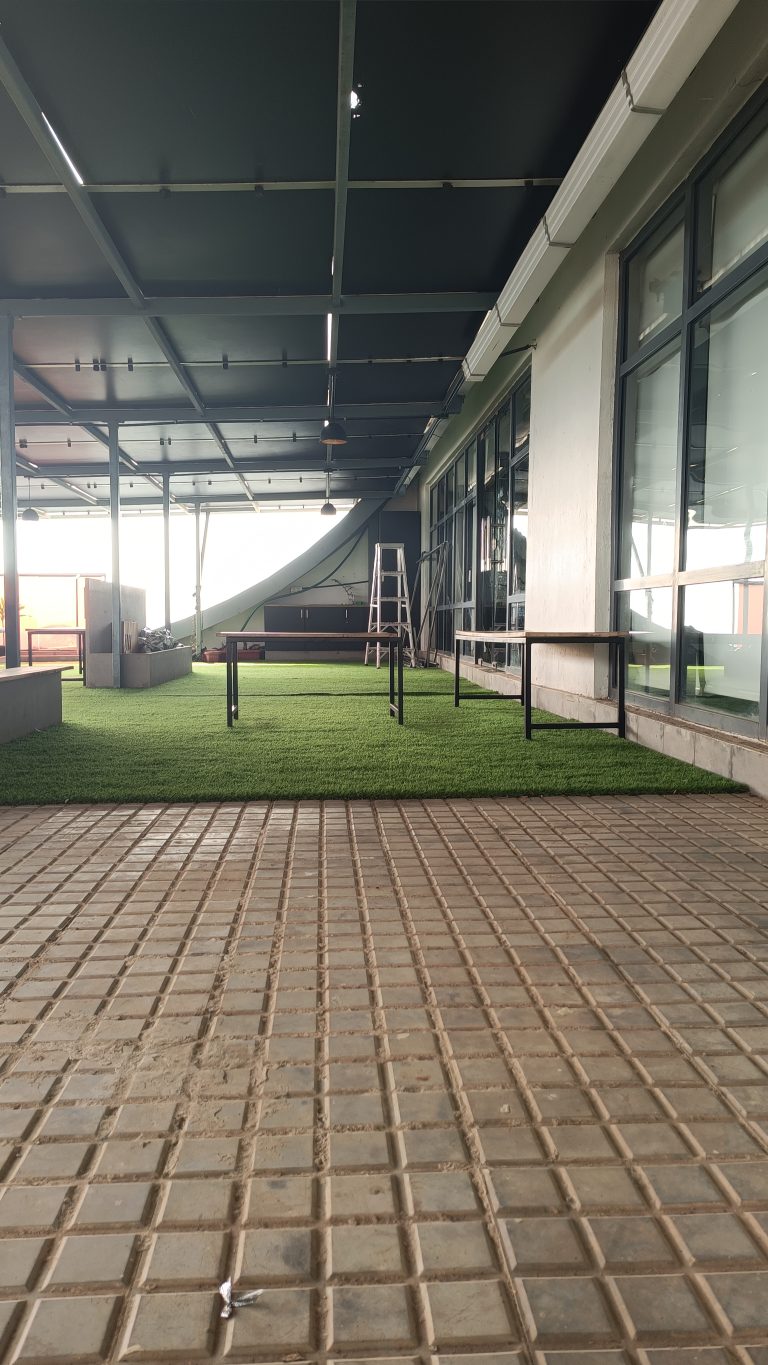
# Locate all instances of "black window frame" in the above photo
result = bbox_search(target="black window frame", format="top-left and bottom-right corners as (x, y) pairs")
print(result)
(612, 84), (768, 741)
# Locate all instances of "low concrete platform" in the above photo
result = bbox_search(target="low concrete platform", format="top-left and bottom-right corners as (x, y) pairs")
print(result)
(0, 665), (69, 744)
(0, 793), (767, 1362)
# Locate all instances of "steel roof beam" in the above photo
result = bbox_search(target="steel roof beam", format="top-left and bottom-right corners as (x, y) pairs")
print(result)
(328, 0), (356, 370)
(0, 178), (562, 194)
(17, 454), (426, 479)
(36, 487), (397, 510)
(15, 399), (460, 425)
(0, 34), (257, 512)
(0, 293), (495, 318)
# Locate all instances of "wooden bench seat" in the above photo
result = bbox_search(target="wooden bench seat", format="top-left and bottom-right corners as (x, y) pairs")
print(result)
(0, 665), (71, 743)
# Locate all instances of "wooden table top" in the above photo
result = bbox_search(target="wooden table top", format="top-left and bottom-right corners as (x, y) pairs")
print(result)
(455, 629), (629, 642)
(1, 664), (73, 681)
(26, 626), (85, 636)
(220, 631), (402, 641)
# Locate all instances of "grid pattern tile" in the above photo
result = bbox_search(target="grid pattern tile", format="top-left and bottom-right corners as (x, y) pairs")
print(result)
(0, 795), (767, 1362)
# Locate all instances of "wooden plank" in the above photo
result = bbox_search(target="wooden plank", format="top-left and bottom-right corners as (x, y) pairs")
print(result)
(0, 664), (72, 681)
(219, 631), (403, 641)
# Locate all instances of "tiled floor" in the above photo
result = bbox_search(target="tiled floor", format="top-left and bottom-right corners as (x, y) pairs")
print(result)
(0, 795), (767, 1363)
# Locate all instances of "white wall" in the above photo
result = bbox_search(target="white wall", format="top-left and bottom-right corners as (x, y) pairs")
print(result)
(525, 255), (616, 697)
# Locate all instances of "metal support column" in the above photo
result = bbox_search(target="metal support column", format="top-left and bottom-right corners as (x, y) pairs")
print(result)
(162, 472), (171, 631)
(108, 421), (121, 689)
(194, 503), (202, 658)
(0, 314), (19, 668)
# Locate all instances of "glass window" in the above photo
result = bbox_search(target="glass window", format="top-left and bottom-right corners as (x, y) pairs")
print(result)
(619, 341), (680, 578)
(463, 501), (474, 601)
(511, 455), (528, 597)
(627, 218), (685, 351)
(681, 579), (763, 718)
(618, 586), (673, 698)
(466, 440), (477, 493)
(437, 476), (445, 521)
(697, 122), (768, 293)
(455, 452), (466, 503)
(445, 464), (454, 516)
(514, 378), (531, 454)
(685, 269), (768, 571)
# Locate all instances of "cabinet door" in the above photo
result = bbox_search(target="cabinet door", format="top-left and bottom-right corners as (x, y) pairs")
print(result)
(264, 605), (303, 650)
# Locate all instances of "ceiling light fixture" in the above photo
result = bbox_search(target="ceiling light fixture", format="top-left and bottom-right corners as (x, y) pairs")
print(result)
(320, 368), (347, 446)
(21, 477), (39, 523)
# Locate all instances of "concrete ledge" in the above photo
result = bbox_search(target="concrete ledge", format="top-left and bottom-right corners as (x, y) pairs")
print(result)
(0, 665), (69, 743)
(121, 647), (193, 689)
(442, 652), (768, 796)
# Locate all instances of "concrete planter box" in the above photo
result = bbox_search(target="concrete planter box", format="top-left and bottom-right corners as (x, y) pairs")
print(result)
(121, 646), (193, 688)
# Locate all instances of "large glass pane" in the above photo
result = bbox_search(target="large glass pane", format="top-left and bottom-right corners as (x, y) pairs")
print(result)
(618, 586), (673, 698)
(627, 217), (685, 351)
(681, 579), (763, 718)
(453, 505), (465, 603)
(445, 464), (455, 516)
(467, 440), (477, 493)
(455, 452), (466, 503)
(463, 501), (475, 601)
(495, 413), (510, 610)
(511, 455), (528, 597)
(697, 121), (768, 293)
(437, 476), (445, 521)
(685, 269), (768, 571)
(619, 341), (680, 578)
(514, 378), (531, 455)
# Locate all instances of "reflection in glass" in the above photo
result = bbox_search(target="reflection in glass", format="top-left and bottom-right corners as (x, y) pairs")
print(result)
(686, 271), (768, 571)
(627, 219), (685, 350)
(511, 456), (528, 597)
(619, 587), (673, 698)
(682, 579), (763, 718)
(698, 122), (768, 292)
(619, 342), (680, 578)
(467, 440), (477, 493)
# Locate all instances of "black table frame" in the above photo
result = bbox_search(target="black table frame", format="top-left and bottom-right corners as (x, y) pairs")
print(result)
(454, 632), (524, 707)
(524, 633), (627, 740)
(454, 630), (628, 740)
(27, 627), (86, 684)
(222, 632), (404, 727)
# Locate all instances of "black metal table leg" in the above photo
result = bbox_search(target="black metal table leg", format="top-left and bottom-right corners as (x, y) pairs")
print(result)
(519, 642), (526, 706)
(389, 640), (395, 715)
(617, 637), (626, 739)
(454, 638), (461, 706)
(232, 641), (239, 719)
(524, 640), (533, 739)
(226, 641), (233, 727)
(27, 632), (33, 667)
(397, 635), (404, 725)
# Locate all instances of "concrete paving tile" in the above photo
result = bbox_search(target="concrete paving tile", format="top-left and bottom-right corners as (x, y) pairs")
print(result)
(123, 1290), (216, 1359)
(16, 1296), (119, 1360)
(0, 1237), (48, 1291)
(427, 1279), (515, 1345)
(614, 1274), (715, 1340)
(331, 1285), (414, 1349)
(47, 1233), (137, 1287)
(144, 1231), (228, 1285)
(331, 1224), (405, 1276)
(240, 1227), (312, 1282)
(519, 1276), (616, 1347)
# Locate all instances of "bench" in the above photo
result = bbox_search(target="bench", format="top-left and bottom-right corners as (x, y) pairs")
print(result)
(0, 664), (72, 743)
(454, 629), (628, 739)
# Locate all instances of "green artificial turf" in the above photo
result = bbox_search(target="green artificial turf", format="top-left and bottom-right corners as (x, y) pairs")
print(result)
(0, 662), (744, 804)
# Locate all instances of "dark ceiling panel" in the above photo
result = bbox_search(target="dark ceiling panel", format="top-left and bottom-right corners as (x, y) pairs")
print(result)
(95, 192), (334, 294)
(187, 366), (328, 407)
(19, 365), (189, 407)
(0, 1), (339, 182)
(338, 312), (483, 361)
(351, 1), (659, 179)
(120, 435), (218, 464)
(13, 374), (46, 407)
(335, 361), (460, 405)
(343, 187), (553, 293)
(13, 316), (167, 366)
(0, 86), (59, 182)
(218, 421), (320, 443)
(13, 438), (104, 465)
(0, 197), (123, 295)
(163, 316), (326, 364)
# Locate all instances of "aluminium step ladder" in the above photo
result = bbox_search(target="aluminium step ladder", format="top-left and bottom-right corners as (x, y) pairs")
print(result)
(364, 542), (417, 668)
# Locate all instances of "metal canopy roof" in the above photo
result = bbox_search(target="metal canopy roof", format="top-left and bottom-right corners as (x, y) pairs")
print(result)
(0, 0), (659, 511)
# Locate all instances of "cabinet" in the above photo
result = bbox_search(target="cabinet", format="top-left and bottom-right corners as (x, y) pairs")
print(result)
(263, 604), (369, 654)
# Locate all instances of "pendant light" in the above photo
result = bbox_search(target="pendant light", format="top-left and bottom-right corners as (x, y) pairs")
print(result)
(21, 477), (39, 523)
(320, 368), (347, 447)
(320, 461), (336, 517)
